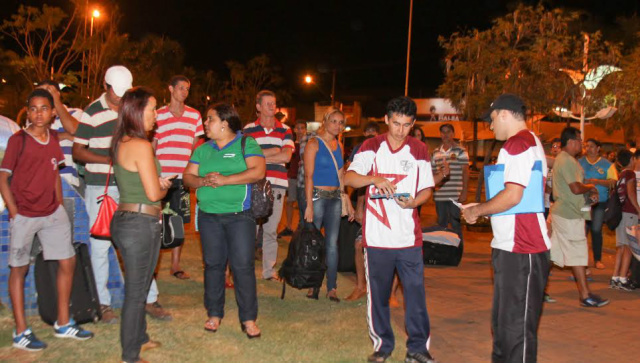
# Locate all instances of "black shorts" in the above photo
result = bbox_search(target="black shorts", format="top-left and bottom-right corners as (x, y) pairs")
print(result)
(163, 179), (191, 223)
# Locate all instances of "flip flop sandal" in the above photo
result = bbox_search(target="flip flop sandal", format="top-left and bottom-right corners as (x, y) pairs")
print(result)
(204, 318), (221, 333)
(172, 270), (190, 280)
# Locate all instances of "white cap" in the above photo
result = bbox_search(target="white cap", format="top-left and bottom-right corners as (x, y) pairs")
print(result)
(104, 65), (133, 97)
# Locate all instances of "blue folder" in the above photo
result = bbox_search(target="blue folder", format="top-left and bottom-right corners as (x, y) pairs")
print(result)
(484, 160), (544, 216)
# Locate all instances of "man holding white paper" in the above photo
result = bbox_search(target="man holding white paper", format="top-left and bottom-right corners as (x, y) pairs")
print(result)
(462, 94), (550, 363)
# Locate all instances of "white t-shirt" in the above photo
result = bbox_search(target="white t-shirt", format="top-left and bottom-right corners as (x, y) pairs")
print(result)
(490, 130), (551, 253)
(348, 134), (435, 249)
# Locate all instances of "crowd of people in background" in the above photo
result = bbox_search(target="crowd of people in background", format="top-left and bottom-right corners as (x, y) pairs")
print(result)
(0, 63), (638, 363)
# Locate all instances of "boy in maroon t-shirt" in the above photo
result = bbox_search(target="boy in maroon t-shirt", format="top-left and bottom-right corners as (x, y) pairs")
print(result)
(611, 149), (640, 291)
(0, 89), (93, 351)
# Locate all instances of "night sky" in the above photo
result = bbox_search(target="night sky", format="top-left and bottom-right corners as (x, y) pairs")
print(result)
(2, 0), (638, 116)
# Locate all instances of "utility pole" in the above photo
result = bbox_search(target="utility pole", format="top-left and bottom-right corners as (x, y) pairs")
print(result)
(404, 0), (414, 97)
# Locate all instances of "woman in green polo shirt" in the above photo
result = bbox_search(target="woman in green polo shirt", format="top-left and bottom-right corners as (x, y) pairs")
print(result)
(183, 103), (265, 338)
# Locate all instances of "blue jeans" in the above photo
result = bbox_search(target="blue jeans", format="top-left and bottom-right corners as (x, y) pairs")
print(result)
(199, 209), (258, 322)
(435, 200), (462, 237)
(586, 202), (605, 262)
(311, 194), (341, 292)
(297, 185), (307, 228)
(110, 211), (162, 363)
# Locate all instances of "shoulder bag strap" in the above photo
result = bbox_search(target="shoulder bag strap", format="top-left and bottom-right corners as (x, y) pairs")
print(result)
(103, 162), (112, 194)
(316, 136), (344, 190)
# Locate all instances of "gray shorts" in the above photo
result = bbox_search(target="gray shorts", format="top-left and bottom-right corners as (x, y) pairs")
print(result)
(9, 205), (74, 267)
(287, 178), (298, 202)
(616, 212), (639, 247)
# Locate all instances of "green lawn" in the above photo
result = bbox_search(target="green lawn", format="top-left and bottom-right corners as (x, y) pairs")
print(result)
(0, 234), (405, 363)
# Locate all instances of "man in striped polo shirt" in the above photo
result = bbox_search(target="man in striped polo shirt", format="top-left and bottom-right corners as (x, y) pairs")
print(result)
(37, 81), (83, 193)
(73, 66), (170, 323)
(243, 90), (294, 280)
(154, 75), (204, 280)
(431, 123), (469, 237)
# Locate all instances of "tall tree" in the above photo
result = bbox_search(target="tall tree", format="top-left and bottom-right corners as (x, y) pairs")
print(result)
(223, 54), (288, 123)
(438, 4), (620, 121)
(118, 34), (185, 102)
(438, 4), (622, 200)
(0, 47), (30, 119)
(0, 2), (83, 84)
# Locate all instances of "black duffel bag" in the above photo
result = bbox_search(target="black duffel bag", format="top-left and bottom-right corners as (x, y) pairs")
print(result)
(422, 225), (463, 266)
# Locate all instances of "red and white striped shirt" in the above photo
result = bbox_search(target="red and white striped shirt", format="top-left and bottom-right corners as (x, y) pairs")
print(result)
(154, 105), (204, 178)
(243, 119), (294, 189)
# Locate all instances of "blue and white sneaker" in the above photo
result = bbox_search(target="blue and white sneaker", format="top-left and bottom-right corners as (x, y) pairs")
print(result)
(580, 293), (610, 308)
(53, 318), (94, 340)
(12, 328), (47, 351)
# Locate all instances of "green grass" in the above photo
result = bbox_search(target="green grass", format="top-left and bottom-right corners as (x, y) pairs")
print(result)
(0, 235), (412, 363)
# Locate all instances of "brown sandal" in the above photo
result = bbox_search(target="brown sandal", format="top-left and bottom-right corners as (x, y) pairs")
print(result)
(172, 270), (190, 280)
(204, 317), (221, 333)
(241, 320), (261, 339)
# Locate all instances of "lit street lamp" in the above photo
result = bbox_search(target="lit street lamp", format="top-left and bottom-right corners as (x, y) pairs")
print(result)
(90, 9), (100, 36)
(86, 8), (102, 97)
(303, 73), (335, 104)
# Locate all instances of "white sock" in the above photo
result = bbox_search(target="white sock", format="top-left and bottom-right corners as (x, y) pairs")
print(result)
(611, 276), (620, 282)
(619, 277), (628, 284)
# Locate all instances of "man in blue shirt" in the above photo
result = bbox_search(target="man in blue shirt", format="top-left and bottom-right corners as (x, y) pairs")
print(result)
(579, 138), (617, 269)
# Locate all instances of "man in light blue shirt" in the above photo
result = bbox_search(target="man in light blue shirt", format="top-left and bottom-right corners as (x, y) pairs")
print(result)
(579, 138), (617, 269)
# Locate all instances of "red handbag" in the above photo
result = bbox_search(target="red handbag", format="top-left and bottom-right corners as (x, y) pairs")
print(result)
(90, 164), (118, 238)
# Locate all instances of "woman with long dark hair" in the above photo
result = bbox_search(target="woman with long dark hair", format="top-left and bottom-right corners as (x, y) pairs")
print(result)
(110, 87), (173, 363)
(183, 103), (265, 338)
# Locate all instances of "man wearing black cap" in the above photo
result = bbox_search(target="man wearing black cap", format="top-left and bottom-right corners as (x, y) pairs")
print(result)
(463, 94), (550, 363)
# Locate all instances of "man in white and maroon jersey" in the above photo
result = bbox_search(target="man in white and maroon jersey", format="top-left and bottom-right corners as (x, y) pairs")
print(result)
(154, 75), (204, 280)
(463, 94), (550, 363)
(345, 97), (437, 363)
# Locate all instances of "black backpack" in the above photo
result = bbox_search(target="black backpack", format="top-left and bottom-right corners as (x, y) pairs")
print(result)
(241, 135), (274, 219)
(604, 184), (623, 230)
(278, 224), (327, 299)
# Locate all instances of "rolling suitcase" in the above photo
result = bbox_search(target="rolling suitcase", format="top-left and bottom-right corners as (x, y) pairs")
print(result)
(422, 226), (463, 266)
(35, 242), (101, 325)
(337, 217), (360, 272)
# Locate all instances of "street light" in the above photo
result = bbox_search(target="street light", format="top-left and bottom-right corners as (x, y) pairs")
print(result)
(85, 8), (103, 97)
(90, 9), (100, 36)
(303, 73), (335, 104)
